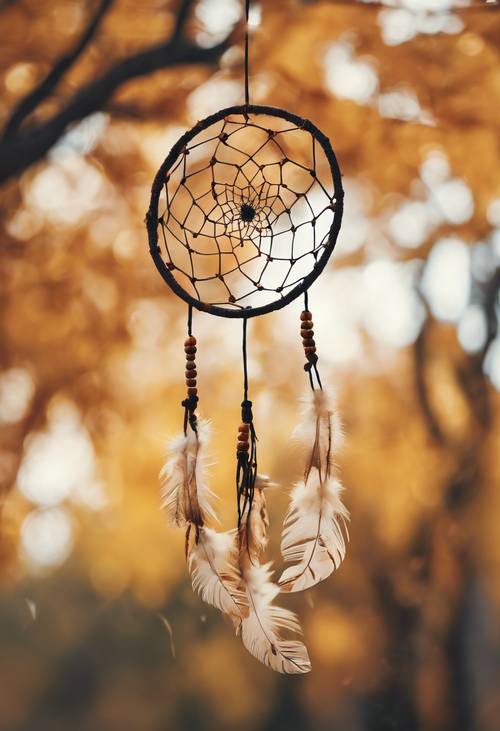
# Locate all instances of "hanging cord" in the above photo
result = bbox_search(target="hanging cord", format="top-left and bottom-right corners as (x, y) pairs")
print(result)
(244, 0), (250, 108)
(301, 291), (323, 391)
(182, 304), (199, 434)
(236, 317), (258, 526)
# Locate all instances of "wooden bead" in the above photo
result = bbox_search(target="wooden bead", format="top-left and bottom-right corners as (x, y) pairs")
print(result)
(187, 387), (198, 396)
(237, 432), (249, 443)
(237, 442), (250, 452)
(184, 336), (197, 347)
(185, 370), (197, 379)
(305, 346), (317, 355)
(301, 320), (314, 330)
(302, 338), (315, 347)
(300, 311), (313, 321)
(184, 345), (197, 355)
(301, 331), (314, 341)
(185, 361), (196, 371)
(238, 423), (250, 433)
(185, 353), (196, 362)
(186, 378), (197, 387)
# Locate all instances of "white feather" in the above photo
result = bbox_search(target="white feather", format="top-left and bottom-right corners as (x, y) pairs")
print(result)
(239, 477), (311, 674)
(191, 420), (217, 523)
(241, 562), (311, 674)
(188, 527), (249, 626)
(243, 474), (273, 559)
(160, 419), (216, 527)
(278, 389), (349, 593)
(279, 472), (349, 592)
(293, 389), (344, 464)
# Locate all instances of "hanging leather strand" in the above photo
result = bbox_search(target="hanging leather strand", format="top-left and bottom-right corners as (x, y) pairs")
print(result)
(182, 304), (199, 434)
(236, 317), (258, 526)
(302, 291), (323, 392)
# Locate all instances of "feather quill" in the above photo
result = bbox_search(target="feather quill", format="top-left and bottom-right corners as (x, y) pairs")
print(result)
(278, 389), (349, 593)
(239, 476), (311, 674)
(160, 419), (216, 528)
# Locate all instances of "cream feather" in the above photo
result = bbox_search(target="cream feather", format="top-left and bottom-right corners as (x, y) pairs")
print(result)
(278, 389), (349, 593)
(239, 476), (311, 674)
(160, 419), (216, 528)
(293, 388), (344, 464)
(240, 562), (311, 674)
(241, 474), (272, 559)
(188, 527), (249, 626)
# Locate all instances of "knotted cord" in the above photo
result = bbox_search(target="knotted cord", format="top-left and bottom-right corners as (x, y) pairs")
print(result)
(236, 317), (258, 526)
(182, 304), (198, 435)
(303, 291), (323, 392)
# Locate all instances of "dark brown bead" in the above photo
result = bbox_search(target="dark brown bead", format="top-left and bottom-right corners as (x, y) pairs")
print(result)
(187, 387), (198, 396)
(237, 442), (250, 452)
(301, 329), (314, 340)
(185, 361), (196, 371)
(185, 370), (197, 379)
(184, 345), (197, 355)
(304, 346), (317, 355)
(238, 423), (250, 433)
(185, 353), (196, 362)
(237, 432), (249, 443)
(186, 378), (197, 387)
(300, 311), (313, 321)
(302, 338), (315, 347)
(184, 336), (197, 347)
(301, 320), (314, 330)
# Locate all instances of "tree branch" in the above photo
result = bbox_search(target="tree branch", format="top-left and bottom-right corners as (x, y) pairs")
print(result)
(3, 0), (114, 139)
(413, 298), (446, 445)
(0, 0), (231, 185)
(172, 0), (195, 39)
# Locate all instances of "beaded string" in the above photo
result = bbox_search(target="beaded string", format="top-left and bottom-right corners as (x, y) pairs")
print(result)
(182, 304), (199, 434)
(302, 291), (323, 391)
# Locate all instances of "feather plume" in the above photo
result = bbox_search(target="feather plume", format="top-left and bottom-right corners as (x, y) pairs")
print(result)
(160, 419), (216, 528)
(239, 476), (311, 674)
(278, 389), (349, 593)
(188, 527), (249, 626)
(240, 562), (311, 674)
(241, 474), (273, 559)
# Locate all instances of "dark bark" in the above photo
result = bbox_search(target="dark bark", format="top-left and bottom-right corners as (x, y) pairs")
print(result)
(0, 0), (230, 185)
(3, 0), (114, 139)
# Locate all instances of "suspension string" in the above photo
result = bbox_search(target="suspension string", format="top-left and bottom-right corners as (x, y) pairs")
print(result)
(187, 303), (193, 336)
(236, 316), (257, 526)
(242, 316), (249, 400)
(244, 0), (250, 108)
(301, 291), (323, 391)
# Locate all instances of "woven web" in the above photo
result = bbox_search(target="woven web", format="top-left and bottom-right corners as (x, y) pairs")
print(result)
(157, 112), (338, 310)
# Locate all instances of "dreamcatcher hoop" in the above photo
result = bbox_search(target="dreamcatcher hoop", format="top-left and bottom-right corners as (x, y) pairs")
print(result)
(146, 103), (344, 319)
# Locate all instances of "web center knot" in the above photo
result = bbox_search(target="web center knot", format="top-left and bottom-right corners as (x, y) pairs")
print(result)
(240, 203), (256, 223)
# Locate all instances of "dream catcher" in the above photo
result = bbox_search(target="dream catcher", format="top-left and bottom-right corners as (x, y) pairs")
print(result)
(146, 0), (348, 674)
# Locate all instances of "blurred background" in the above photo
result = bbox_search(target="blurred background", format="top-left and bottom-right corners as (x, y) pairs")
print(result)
(1, 0), (500, 729)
